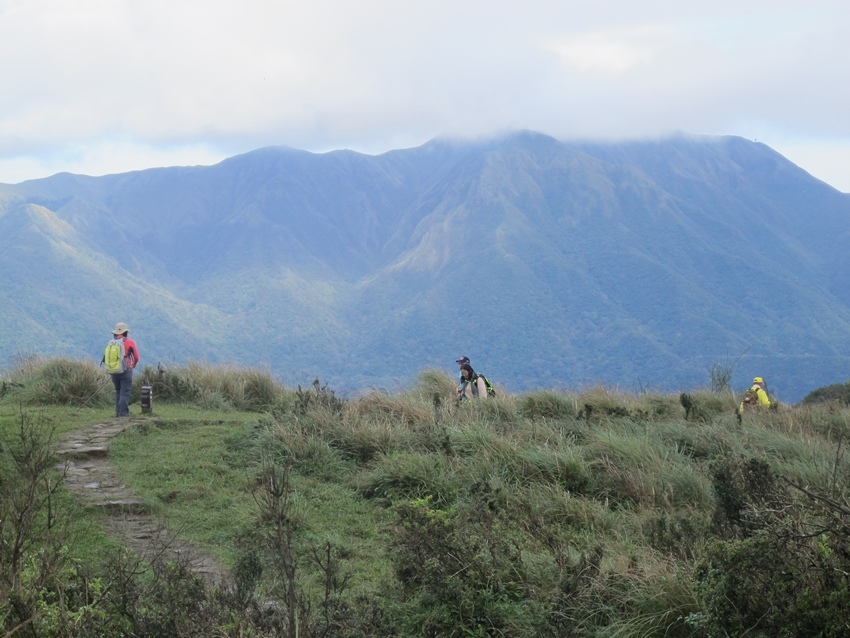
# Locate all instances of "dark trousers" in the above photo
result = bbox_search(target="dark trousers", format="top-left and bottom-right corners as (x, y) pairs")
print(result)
(111, 369), (134, 417)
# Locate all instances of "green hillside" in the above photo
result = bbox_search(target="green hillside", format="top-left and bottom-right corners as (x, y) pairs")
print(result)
(2, 358), (850, 636)
(2, 132), (850, 401)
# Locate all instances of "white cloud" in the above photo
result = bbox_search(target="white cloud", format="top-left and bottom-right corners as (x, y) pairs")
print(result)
(1, 1), (849, 191)
(0, 138), (229, 183)
(549, 25), (678, 74)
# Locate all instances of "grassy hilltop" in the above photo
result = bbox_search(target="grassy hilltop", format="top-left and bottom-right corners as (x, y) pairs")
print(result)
(2, 357), (850, 637)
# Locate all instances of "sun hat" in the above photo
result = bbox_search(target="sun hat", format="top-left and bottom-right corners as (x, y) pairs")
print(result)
(112, 322), (130, 335)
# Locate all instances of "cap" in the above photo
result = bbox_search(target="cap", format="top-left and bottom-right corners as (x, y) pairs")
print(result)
(753, 376), (764, 385)
(455, 356), (470, 364)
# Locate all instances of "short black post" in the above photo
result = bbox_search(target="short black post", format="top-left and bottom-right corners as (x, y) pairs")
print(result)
(141, 386), (153, 414)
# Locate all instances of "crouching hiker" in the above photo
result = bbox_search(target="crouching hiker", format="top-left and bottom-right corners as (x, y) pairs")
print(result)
(739, 376), (771, 413)
(455, 356), (496, 402)
(735, 376), (771, 424)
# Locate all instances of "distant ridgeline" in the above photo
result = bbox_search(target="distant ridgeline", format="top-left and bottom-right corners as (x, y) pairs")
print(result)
(1, 131), (850, 402)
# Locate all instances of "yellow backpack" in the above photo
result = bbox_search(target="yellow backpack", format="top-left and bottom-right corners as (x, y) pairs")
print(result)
(103, 338), (127, 374)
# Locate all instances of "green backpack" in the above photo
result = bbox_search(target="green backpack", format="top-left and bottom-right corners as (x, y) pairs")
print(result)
(104, 338), (127, 374)
(479, 374), (496, 398)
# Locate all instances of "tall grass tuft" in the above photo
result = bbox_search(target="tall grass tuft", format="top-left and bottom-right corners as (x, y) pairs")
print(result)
(680, 390), (733, 422)
(362, 452), (458, 505)
(517, 390), (577, 420)
(586, 429), (713, 508)
(259, 422), (352, 480)
(595, 556), (701, 638)
(576, 386), (640, 419)
(475, 444), (592, 494)
(413, 368), (457, 404)
(137, 361), (282, 411)
(2, 355), (110, 407)
(350, 391), (433, 426)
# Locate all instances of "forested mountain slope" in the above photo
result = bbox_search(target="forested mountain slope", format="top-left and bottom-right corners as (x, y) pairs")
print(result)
(2, 132), (849, 401)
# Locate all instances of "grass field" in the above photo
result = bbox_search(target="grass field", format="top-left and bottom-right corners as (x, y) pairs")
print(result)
(2, 358), (849, 637)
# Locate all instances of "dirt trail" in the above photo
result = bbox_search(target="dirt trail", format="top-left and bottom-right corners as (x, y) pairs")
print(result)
(55, 418), (226, 586)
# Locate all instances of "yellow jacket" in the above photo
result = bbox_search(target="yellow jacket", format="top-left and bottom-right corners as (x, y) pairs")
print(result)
(739, 384), (770, 412)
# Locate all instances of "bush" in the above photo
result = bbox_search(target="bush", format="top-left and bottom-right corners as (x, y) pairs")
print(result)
(262, 424), (352, 479)
(0, 412), (74, 632)
(698, 504), (850, 637)
(391, 497), (540, 636)
(695, 454), (850, 636)
(709, 456), (784, 537)
(801, 381), (850, 406)
(586, 430), (713, 509)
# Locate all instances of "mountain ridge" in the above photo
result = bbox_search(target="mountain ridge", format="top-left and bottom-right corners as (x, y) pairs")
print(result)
(1, 131), (849, 401)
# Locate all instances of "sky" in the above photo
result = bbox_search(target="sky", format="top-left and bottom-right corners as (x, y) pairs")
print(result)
(1, 0), (849, 192)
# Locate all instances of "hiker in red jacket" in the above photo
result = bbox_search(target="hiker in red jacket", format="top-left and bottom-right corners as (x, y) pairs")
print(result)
(109, 322), (139, 417)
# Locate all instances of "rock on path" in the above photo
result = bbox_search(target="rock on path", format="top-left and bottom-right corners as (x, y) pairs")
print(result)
(55, 418), (226, 586)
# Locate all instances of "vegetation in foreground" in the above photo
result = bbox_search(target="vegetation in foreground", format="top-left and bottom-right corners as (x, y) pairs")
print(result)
(1, 357), (849, 637)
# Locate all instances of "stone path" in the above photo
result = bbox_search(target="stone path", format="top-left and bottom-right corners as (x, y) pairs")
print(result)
(55, 418), (226, 586)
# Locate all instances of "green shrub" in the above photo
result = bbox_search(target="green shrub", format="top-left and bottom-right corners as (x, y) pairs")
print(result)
(571, 387), (692, 422)
(800, 380), (850, 405)
(643, 509), (711, 561)
(469, 394), (520, 424)
(391, 497), (541, 636)
(501, 483), (620, 542)
(697, 486), (850, 637)
(289, 396), (433, 463)
(793, 403), (850, 443)
(709, 456), (784, 537)
(449, 423), (514, 459)
(645, 394), (682, 419)
(651, 420), (736, 460)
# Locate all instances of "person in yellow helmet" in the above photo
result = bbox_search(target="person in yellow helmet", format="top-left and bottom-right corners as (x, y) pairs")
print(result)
(739, 376), (771, 412)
